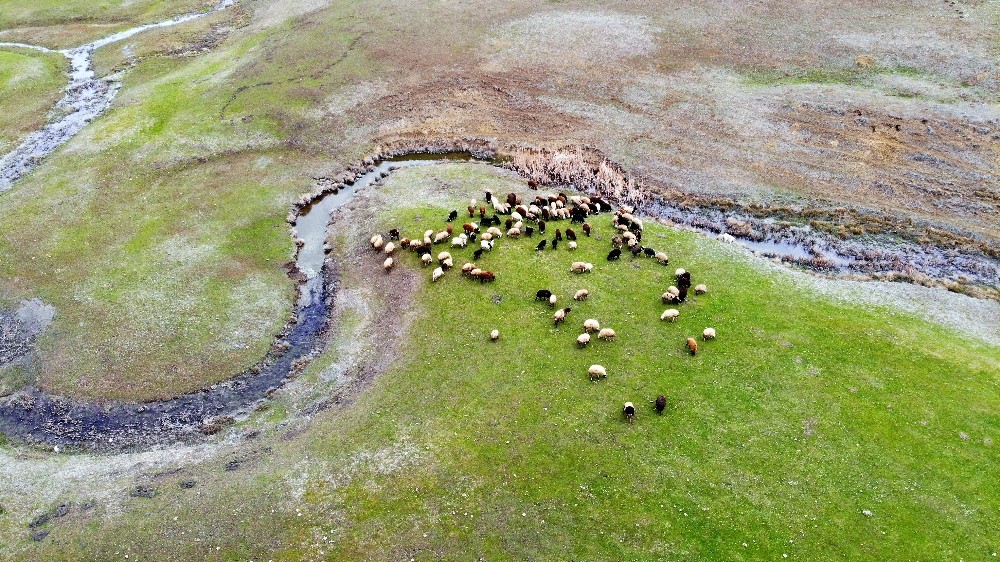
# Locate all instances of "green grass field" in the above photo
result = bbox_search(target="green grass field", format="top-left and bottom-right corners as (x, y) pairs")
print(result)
(7, 162), (998, 558)
(0, 48), (67, 154)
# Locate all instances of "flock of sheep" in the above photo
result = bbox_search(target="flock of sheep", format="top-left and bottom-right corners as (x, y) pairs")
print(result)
(367, 189), (718, 424)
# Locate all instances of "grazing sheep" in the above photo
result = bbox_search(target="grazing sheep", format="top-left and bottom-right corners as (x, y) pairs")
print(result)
(447, 210), (458, 222)
(421, 253), (432, 267)
(536, 239), (547, 251)
(623, 402), (635, 423)
(384, 242), (396, 255)
(655, 251), (669, 265)
(487, 226), (503, 238)
(551, 239), (559, 250)
(566, 228), (577, 241)
(655, 395), (666, 414)
(685, 337), (698, 355)
(507, 227), (521, 238)
(388, 228), (400, 240)
(588, 364), (607, 381)
(432, 267), (444, 282)
(525, 226), (535, 237)
(473, 248), (484, 261)
(468, 204), (476, 218)
(678, 286), (688, 302)
(583, 319), (600, 333)
(582, 223), (591, 236)
(567, 241), (577, 250)
(598, 328), (616, 341)
(490, 329), (500, 342)
(573, 289), (589, 301)
(677, 271), (692, 289)
(370, 234), (384, 250)
(553, 307), (572, 325)
(437, 251), (452, 263)
(577, 333), (591, 348)
(661, 309), (680, 322)
(695, 284), (707, 295)
(409, 239), (423, 250)
(643, 247), (656, 258)
(535, 289), (552, 301)
(718, 233), (736, 243)
(480, 240), (493, 251)
(434, 231), (450, 244)
(451, 235), (468, 248)
(383, 257), (394, 273)
(477, 270), (496, 283)
(675, 268), (686, 277)
(661, 292), (679, 305)
(703, 327), (716, 340)
(462, 262), (476, 275)
(607, 248), (621, 261)
(549, 294), (558, 308)
(555, 229), (563, 241)
(442, 257), (453, 270)
(667, 286), (680, 297)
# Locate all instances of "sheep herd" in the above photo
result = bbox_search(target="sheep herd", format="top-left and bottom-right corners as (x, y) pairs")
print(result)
(366, 189), (720, 425)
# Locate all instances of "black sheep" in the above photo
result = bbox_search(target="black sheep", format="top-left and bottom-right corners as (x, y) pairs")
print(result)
(607, 248), (621, 261)
(505, 218), (513, 230)
(473, 248), (484, 261)
(643, 247), (656, 258)
(525, 226), (534, 237)
(677, 271), (692, 289)
(566, 228), (576, 241)
(630, 245), (643, 257)
(535, 289), (552, 301)
(446, 210), (458, 222)
(388, 228), (400, 240)
(485, 191), (492, 203)
(551, 239), (559, 250)
(678, 286), (688, 302)
(538, 220), (546, 234)
(623, 402), (636, 423)
(536, 239), (547, 251)
(655, 395), (666, 414)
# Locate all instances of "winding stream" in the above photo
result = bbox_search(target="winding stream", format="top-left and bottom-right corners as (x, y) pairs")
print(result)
(0, 154), (476, 450)
(0, 0), (237, 192)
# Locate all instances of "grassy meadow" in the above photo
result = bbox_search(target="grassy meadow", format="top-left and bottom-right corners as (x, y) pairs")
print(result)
(0, 48), (66, 154)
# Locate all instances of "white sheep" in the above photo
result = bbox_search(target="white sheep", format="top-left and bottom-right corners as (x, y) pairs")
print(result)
(383, 242), (396, 255)
(487, 226), (503, 238)
(695, 284), (707, 295)
(481, 240), (493, 251)
(667, 286), (680, 297)
(482, 232), (494, 242)
(461, 262), (476, 275)
(570, 262), (594, 273)
(507, 227), (521, 238)
(434, 231), (450, 244)
(490, 329), (500, 342)
(583, 319), (600, 333)
(452, 234), (468, 248)
(703, 327), (716, 340)
(573, 289), (589, 301)
(432, 267), (444, 282)
(511, 211), (523, 222)
(655, 251), (668, 264)
(577, 333), (591, 348)
(661, 309), (679, 322)
(437, 251), (452, 263)
(588, 364), (607, 381)
(718, 233), (735, 243)
(598, 328), (616, 341)
(442, 257), (453, 269)
(383, 257), (394, 273)
(567, 241), (577, 250)
(421, 253), (432, 267)
(409, 239), (423, 250)
(370, 234), (384, 250)
(675, 268), (687, 277)
(549, 294), (558, 308)
(553, 308), (570, 324)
